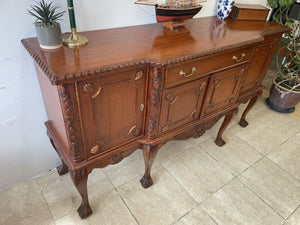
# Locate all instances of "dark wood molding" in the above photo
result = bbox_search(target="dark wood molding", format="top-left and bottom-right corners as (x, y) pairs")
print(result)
(58, 84), (85, 163)
(146, 67), (165, 138)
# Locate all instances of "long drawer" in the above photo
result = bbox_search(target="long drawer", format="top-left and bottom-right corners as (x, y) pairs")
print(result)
(165, 46), (254, 88)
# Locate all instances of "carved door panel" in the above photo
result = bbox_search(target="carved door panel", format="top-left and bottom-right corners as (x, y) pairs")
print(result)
(240, 35), (279, 93)
(78, 69), (147, 159)
(202, 65), (246, 117)
(159, 78), (208, 134)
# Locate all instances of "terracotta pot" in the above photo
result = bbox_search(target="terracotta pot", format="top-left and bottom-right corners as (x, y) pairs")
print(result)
(266, 83), (300, 113)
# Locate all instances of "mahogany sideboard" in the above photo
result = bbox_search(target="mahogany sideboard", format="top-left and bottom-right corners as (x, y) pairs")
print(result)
(22, 17), (289, 219)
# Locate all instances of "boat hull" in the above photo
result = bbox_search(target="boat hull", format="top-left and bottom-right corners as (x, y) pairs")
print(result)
(155, 5), (202, 22)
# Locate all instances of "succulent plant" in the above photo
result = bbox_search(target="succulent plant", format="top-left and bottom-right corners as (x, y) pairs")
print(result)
(28, 0), (65, 26)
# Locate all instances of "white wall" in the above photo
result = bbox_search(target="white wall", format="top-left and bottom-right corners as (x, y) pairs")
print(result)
(0, 0), (268, 191)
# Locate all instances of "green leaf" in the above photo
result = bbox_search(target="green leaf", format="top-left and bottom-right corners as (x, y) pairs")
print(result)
(27, 0), (65, 25)
(287, 0), (296, 6)
(278, 0), (288, 6)
(267, 0), (278, 8)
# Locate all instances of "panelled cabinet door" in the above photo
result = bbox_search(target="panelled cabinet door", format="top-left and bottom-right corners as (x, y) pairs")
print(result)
(159, 78), (208, 134)
(240, 35), (279, 93)
(202, 65), (246, 117)
(78, 69), (147, 159)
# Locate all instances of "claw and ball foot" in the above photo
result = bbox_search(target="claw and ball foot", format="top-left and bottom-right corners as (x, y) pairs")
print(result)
(77, 202), (93, 219)
(239, 119), (249, 128)
(215, 137), (226, 147)
(140, 176), (153, 189)
(70, 168), (93, 219)
(56, 161), (69, 176)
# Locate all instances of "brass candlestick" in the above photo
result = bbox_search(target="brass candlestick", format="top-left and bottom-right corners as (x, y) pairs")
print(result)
(63, 0), (88, 48)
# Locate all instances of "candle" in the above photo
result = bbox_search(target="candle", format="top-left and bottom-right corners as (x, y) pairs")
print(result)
(67, 0), (76, 29)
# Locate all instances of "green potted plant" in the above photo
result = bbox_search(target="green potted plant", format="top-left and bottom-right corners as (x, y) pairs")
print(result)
(28, 0), (65, 49)
(266, 0), (300, 113)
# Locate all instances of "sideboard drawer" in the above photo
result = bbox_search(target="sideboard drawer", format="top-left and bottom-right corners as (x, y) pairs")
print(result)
(165, 46), (254, 88)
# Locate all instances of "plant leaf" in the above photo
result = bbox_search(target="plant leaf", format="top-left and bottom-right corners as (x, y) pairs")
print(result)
(267, 0), (278, 8)
(27, 0), (65, 25)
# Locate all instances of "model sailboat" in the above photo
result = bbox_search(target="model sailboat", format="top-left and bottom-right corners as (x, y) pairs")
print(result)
(135, 0), (206, 22)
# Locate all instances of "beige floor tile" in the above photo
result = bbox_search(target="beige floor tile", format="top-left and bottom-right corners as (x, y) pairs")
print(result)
(248, 108), (300, 137)
(39, 169), (114, 220)
(55, 190), (138, 225)
(239, 158), (300, 219)
(284, 207), (300, 225)
(229, 113), (294, 155)
(0, 180), (54, 225)
(104, 149), (159, 188)
(232, 89), (270, 127)
(174, 206), (217, 225)
(155, 139), (195, 163)
(200, 133), (262, 176)
(201, 179), (284, 225)
(267, 138), (300, 180)
(291, 103), (300, 121)
(293, 131), (300, 145)
(163, 146), (233, 203)
(117, 165), (197, 225)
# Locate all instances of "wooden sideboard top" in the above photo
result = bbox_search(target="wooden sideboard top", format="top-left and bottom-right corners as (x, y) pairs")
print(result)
(22, 17), (289, 84)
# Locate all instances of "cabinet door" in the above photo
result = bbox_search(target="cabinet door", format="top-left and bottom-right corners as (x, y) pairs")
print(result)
(202, 65), (246, 117)
(240, 35), (280, 93)
(159, 78), (208, 134)
(78, 69), (146, 159)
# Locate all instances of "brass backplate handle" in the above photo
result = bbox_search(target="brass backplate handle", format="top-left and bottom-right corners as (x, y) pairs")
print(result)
(179, 67), (196, 78)
(233, 53), (246, 62)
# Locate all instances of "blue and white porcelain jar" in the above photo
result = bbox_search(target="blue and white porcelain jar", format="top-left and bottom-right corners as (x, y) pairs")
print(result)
(217, 0), (235, 19)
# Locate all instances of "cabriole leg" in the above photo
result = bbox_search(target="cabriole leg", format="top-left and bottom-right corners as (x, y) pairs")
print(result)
(47, 129), (69, 176)
(239, 91), (262, 127)
(70, 168), (92, 219)
(215, 108), (238, 147)
(140, 145), (159, 189)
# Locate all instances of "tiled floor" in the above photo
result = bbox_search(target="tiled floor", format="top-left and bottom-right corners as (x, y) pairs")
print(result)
(1, 68), (299, 225)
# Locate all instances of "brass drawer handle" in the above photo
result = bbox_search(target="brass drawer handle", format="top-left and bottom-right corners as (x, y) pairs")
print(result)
(179, 67), (196, 78)
(233, 53), (246, 62)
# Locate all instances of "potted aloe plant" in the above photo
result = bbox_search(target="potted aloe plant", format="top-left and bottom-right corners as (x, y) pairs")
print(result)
(28, 0), (65, 49)
(266, 0), (300, 113)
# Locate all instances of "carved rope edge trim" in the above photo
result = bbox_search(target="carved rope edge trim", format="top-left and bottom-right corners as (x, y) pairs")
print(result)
(22, 37), (264, 85)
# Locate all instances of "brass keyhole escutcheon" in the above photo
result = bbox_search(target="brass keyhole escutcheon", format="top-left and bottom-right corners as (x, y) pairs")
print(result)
(140, 104), (145, 111)
(90, 144), (99, 155)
